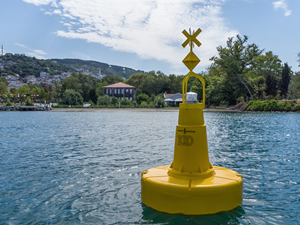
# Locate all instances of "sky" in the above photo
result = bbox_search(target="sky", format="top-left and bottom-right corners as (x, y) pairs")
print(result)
(0, 0), (299, 75)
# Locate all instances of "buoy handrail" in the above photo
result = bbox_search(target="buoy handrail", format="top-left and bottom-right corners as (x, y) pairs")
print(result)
(182, 71), (205, 107)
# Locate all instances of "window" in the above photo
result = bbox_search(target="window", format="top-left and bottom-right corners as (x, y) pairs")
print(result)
(130, 89), (132, 94)
(110, 89), (112, 94)
(106, 89), (108, 94)
(122, 89), (124, 94)
(126, 89), (128, 93)
(130, 97), (132, 101)
(115, 89), (117, 94)
(118, 89), (120, 94)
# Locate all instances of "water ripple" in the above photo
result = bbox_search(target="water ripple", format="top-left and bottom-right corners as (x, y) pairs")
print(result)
(0, 111), (299, 224)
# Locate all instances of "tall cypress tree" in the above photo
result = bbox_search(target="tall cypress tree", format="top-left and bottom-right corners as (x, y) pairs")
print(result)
(280, 63), (291, 98)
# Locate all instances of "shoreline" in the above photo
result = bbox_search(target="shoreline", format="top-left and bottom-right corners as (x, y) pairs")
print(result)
(51, 107), (241, 112)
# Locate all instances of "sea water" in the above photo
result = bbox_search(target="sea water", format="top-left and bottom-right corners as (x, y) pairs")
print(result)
(0, 111), (299, 224)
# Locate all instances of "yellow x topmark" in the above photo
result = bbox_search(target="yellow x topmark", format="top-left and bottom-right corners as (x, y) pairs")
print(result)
(182, 28), (202, 48)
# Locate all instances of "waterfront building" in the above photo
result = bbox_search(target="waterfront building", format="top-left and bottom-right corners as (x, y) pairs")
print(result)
(103, 82), (136, 101)
(164, 92), (182, 106)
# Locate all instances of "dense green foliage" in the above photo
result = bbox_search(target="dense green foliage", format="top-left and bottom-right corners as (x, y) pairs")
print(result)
(125, 71), (183, 96)
(204, 35), (287, 105)
(62, 89), (83, 105)
(244, 100), (300, 112)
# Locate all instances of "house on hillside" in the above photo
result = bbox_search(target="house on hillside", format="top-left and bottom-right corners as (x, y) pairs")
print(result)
(5, 75), (18, 81)
(24, 75), (36, 83)
(103, 82), (136, 101)
(164, 92), (182, 106)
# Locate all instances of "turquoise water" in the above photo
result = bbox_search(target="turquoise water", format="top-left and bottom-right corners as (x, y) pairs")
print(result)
(0, 111), (299, 224)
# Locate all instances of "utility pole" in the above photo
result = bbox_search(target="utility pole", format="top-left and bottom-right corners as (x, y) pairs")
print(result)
(1, 45), (3, 56)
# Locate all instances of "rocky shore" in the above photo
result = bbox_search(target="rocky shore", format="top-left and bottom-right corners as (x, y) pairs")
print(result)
(0, 105), (52, 111)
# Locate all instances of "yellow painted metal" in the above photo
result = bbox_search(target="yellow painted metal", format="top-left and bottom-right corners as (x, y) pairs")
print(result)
(182, 52), (200, 72)
(141, 28), (243, 215)
(182, 71), (205, 105)
(182, 28), (202, 48)
(141, 166), (243, 215)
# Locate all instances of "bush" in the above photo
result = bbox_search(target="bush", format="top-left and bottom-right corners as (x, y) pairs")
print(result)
(139, 101), (148, 108)
(25, 96), (34, 106)
(97, 95), (110, 106)
(292, 104), (300, 111)
(137, 93), (149, 103)
(278, 101), (292, 111)
(264, 100), (278, 111)
(120, 98), (131, 107)
(6, 100), (12, 106)
(131, 100), (137, 108)
(111, 96), (119, 105)
(154, 95), (165, 108)
(244, 101), (254, 111)
(148, 102), (156, 108)
(248, 100), (266, 111)
(284, 103), (292, 111)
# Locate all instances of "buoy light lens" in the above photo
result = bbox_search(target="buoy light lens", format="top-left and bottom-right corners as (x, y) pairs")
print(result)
(186, 92), (198, 103)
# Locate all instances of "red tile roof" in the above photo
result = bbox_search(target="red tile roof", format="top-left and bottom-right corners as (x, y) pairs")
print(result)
(103, 82), (135, 88)
(165, 94), (174, 98)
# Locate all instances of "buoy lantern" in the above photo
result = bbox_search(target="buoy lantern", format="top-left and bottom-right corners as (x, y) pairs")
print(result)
(141, 28), (243, 215)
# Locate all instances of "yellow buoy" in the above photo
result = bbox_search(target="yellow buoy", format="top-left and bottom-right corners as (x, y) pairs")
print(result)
(141, 28), (243, 215)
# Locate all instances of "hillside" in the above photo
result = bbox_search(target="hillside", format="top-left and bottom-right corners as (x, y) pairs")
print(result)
(0, 54), (145, 79)
(0, 54), (72, 78)
(52, 58), (145, 79)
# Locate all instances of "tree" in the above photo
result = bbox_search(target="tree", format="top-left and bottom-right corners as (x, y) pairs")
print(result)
(89, 88), (97, 104)
(210, 35), (263, 104)
(265, 74), (277, 97)
(39, 88), (48, 101)
(0, 82), (7, 94)
(125, 73), (147, 88)
(141, 75), (158, 96)
(280, 63), (291, 98)
(289, 72), (300, 99)
(154, 94), (165, 108)
(0, 77), (8, 86)
(52, 81), (62, 102)
(111, 96), (119, 105)
(137, 93), (149, 103)
(251, 51), (282, 98)
(10, 87), (18, 95)
(61, 76), (81, 93)
(25, 96), (34, 106)
(101, 75), (123, 85)
(62, 89), (83, 105)
(169, 74), (183, 93)
(95, 81), (108, 97)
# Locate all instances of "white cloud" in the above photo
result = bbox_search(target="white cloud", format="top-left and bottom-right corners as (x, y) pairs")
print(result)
(15, 43), (47, 59)
(273, 0), (291, 16)
(23, 0), (56, 6)
(22, 0), (238, 72)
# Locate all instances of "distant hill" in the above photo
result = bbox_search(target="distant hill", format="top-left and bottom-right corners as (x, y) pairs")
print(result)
(0, 54), (71, 78)
(51, 58), (145, 79)
(0, 54), (145, 79)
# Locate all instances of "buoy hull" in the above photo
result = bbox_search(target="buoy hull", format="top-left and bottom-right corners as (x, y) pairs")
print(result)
(141, 165), (243, 215)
